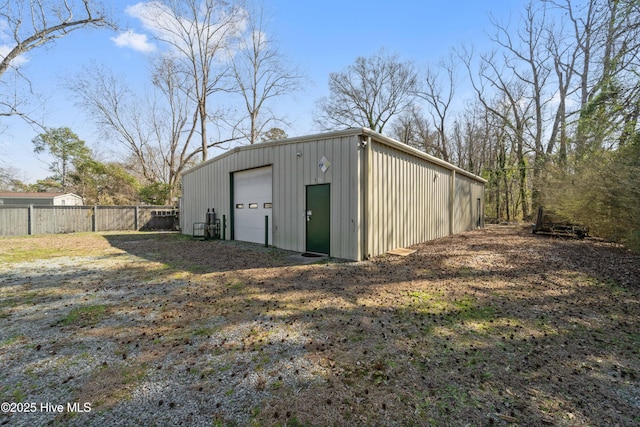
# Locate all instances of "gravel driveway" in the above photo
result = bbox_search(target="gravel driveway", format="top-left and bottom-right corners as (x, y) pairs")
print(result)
(1, 238), (324, 426)
(1, 227), (639, 426)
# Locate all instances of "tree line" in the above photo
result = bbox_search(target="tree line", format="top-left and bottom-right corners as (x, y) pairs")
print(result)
(1, 0), (301, 204)
(1, 0), (638, 251)
(315, 0), (639, 252)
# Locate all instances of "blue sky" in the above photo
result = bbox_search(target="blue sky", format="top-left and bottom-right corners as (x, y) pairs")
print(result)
(1, 0), (526, 184)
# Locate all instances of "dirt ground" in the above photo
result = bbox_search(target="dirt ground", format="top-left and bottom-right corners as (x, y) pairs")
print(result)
(0, 225), (639, 426)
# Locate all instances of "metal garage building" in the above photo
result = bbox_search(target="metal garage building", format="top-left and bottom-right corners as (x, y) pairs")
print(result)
(181, 128), (485, 261)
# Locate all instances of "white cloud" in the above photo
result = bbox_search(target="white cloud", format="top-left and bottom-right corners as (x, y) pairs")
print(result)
(1, 19), (28, 67)
(125, 2), (175, 36)
(111, 30), (156, 53)
(124, 1), (247, 60)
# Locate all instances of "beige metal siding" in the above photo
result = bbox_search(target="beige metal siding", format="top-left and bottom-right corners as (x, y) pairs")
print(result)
(181, 133), (362, 260)
(453, 174), (485, 234)
(367, 140), (452, 258)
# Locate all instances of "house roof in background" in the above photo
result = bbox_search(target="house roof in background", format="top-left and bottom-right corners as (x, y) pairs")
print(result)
(0, 192), (78, 199)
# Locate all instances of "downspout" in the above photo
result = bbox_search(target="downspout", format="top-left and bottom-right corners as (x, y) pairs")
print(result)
(449, 169), (456, 235)
(229, 172), (234, 241)
(361, 134), (372, 260)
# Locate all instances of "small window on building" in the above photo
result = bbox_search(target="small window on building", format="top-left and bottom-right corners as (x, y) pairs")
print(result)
(264, 203), (272, 209)
(235, 204), (244, 209)
(249, 203), (258, 209)
(61, 200), (66, 206)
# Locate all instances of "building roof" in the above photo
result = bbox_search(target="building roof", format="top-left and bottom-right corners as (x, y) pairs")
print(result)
(183, 128), (487, 183)
(0, 192), (81, 199)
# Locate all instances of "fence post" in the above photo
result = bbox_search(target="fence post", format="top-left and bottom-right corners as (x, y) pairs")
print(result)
(28, 204), (33, 235)
(92, 206), (97, 232)
(134, 206), (139, 231)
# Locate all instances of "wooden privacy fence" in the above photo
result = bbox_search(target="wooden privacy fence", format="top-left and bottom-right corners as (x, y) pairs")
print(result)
(0, 205), (178, 237)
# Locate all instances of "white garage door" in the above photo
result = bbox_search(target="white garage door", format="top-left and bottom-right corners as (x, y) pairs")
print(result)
(233, 166), (272, 244)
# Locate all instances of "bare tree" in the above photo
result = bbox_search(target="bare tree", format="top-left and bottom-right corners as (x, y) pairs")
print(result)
(453, 0), (639, 235)
(541, 0), (640, 250)
(231, 2), (303, 144)
(0, 165), (24, 190)
(459, 41), (534, 220)
(453, 101), (492, 175)
(73, 65), (156, 181)
(0, 0), (113, 121)
(414, 56), (458, 162)
(149, 56), (201, 196)
(544, 0), (639, 156)
(545, 17), (579, 166)
(129, 0), (247, 161)
(576, 0), (640, 152)
(389, 105), (435, 154)
(315, 49), (418, 133)
(72, 61), (229, 201)
(489, 1), (554, 212)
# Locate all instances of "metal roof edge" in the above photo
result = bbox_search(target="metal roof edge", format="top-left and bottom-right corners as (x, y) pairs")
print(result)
(182, 128), (486, 184)
(182, 128), (365, 176)
(361, 128), (487, 184)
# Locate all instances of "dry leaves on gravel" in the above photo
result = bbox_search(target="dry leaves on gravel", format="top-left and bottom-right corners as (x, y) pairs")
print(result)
(0, 226), (639, 426)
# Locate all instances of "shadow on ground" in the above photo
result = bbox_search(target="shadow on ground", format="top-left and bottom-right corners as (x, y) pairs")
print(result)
(1, 226), (638, 426)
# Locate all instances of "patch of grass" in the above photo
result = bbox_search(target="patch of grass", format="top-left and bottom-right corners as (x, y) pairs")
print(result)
(55, 305), (109, 327)
(0, 247), (65, 263)
(0, 233), (116, 263)
(10, 385), (27, 402)
(455, 304), (496, 323)
(1, 334), (28, 346)
(227, 280), (244, 291)
(406, 292), (496, 325)
(79, 363), (148, 410)
(252, 354), (272, 369)
(408, 290), (444, 301)
(191, 326), (218, 337)
(0, 383), (33, 403)
(0, 291), (42, 312)
(347, 331), (366, 342)
(458, 265), (479, 277)
(121, 365), (147, 385)
(0, 297), (17, 310)
(270, 380), (283, 390)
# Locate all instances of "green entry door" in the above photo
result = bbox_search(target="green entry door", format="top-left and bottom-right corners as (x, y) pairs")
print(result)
(306, 184), (330, 254)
